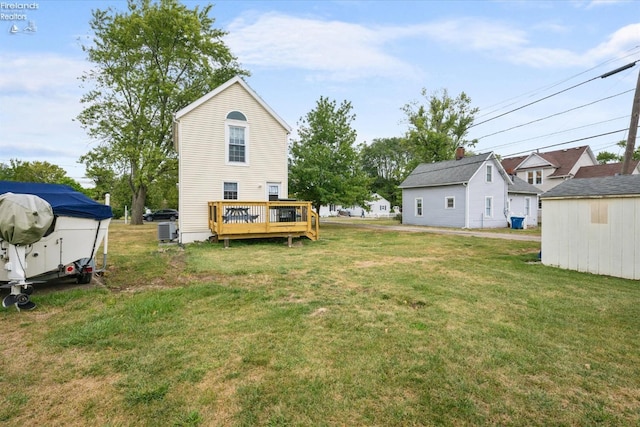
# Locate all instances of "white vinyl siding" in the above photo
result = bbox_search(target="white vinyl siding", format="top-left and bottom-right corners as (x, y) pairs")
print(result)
(401, 185), (466, 227)
(542, 196), (640, 280)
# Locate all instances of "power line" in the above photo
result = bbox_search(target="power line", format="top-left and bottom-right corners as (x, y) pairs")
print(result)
(470, 60), (639, 129)
(476, 48), (640, 119)
(480, 116), (628, 152)
(475, 89), (634, 140)
(503, 129), (633, 157)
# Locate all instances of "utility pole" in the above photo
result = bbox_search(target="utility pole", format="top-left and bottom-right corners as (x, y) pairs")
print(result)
(621, 66), (640, 175)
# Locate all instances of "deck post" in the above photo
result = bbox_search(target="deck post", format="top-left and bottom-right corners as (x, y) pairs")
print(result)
(287, 235), (292, 248)
(224, 238), (229, 248)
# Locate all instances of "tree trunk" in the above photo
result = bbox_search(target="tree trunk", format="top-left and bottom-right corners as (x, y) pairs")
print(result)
(130, 185), (147, 225)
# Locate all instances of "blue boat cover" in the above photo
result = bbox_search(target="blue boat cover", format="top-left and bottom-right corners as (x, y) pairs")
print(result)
(0, 181), (113, 220)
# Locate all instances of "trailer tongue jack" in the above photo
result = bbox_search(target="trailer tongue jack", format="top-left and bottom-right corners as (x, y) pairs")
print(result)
(1, 244), (36, 311)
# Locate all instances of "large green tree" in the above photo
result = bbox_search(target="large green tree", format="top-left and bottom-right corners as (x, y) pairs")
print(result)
(77, 0), (248, 224)
(402, 88), (478, 170)
(289, 97), (372, 214)
(0, 159), (83, 192)
(596, 140), (640, 164)
(359, 137), (411, 207)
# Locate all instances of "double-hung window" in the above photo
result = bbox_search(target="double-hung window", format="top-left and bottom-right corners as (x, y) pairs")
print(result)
(415, 198), (423, 217)
(228, 126), (245, 162)
(484, 196), (493, 217)
(226, 111), (248, 164)
(486, 164), (493, 182)
(223, 182), (238, 200)
(445, 196), (455, 209)
(527, 170), (542, 185)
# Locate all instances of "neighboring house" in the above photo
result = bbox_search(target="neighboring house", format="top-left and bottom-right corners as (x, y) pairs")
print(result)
(541, 174), (640, 280)
(399, 149), (540, 229)
(319, 193), (399, 218)
(573, 160), (640, 178)
(173, 76), (292, 244)
(507, 176), (542, 227)
(501, 145), (597, 193)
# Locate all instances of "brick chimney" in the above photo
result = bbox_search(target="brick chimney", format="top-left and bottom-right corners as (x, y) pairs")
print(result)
(455, 146), (465, 160)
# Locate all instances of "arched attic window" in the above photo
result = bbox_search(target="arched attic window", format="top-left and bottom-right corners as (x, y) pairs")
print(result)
(227, 111), (246, 121)
(225, 111), (249, 164)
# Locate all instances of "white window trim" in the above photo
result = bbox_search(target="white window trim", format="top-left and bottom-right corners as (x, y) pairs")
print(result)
(223, 181), (239, 200)
(524, 197), (531, 216)
(445, 196), (455, 209)
(225, 119), (250, 166)
(527, 169), (543, 185)
(266, 182), (281, 200)
(484, 196), (493, 217)
(415, 197), (423, 217)
(486, 164), (493, 183)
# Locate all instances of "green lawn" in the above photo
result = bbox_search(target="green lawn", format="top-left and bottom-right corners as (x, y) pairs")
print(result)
(0, 222), (638, 426)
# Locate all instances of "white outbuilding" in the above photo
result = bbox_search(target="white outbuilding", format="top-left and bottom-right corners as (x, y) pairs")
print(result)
(541, 174), (640, 280)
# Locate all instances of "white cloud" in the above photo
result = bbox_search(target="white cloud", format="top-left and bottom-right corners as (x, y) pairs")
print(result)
(0, 52), (87, 93)
(225, 12), (422, 81)
(413, 18), (529, 52)
(0, 52), (91, 178)
(511, 23), (640, 67)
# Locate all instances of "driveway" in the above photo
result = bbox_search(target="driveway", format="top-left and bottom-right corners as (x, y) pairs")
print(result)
(323, 220), (541, 242)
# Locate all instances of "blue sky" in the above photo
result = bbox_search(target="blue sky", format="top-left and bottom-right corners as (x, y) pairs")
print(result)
(1, 0), (639, 185)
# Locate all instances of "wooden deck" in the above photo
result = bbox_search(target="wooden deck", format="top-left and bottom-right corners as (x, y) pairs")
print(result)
(208, 201), (319, 245)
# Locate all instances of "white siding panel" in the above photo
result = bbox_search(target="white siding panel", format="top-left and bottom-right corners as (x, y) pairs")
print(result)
(402, 186), (466, 227)
(574, 200), (590, 274)
(542, 197), (640, 280)
(508, 194), (539, 227)
(467, 160), (508, 229)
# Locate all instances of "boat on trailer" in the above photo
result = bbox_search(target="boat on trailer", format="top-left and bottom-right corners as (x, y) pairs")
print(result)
(0, 181), (112, 310)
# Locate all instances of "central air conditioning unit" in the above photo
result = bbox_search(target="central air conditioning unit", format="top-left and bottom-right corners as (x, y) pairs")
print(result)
(158, 222), (177, 242)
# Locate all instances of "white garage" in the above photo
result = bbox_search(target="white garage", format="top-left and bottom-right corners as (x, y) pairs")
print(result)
(541, 175), (640, 280)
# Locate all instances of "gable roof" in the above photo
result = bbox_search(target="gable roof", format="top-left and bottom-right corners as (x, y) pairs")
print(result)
(501, 145), (595, 177)
(541, 174), (640, 199)
(174, 76), (291, 132)
(573, 161), (640, 179)
(508, 176), (542, 195)
(400, 152), (505, 188)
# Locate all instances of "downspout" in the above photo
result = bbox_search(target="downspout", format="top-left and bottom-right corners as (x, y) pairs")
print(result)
(463, 182), (469, 228)
(173, 117), (182, 244)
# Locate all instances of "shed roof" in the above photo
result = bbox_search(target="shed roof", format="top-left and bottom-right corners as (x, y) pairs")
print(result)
(399, 152), (495, 188)
(508, 176), (542, 194)
(541, 174), (640, 199)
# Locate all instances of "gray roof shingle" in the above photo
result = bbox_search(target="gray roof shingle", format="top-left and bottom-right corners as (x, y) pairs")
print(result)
(541, 175), (640, 198)
(399, 153), (493, 188)
(508, 176), (542, 194)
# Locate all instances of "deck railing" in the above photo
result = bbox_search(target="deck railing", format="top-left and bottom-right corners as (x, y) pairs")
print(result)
(208, 201), (319, 244)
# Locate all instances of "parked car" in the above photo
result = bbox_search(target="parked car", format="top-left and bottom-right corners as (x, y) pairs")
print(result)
(143, 209), (179, 221)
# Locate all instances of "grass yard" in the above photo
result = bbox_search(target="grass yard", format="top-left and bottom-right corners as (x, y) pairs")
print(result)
(1, 221), (638, 426)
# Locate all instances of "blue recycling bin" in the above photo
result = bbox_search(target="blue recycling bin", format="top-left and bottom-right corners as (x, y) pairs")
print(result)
(511, 216), (524, 229)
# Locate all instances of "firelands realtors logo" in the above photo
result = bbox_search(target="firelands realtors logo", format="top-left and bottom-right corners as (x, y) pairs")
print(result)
(2, 2), (39, 35)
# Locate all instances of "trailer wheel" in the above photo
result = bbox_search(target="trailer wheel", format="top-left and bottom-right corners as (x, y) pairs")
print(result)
(77, 272), (93, 284)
